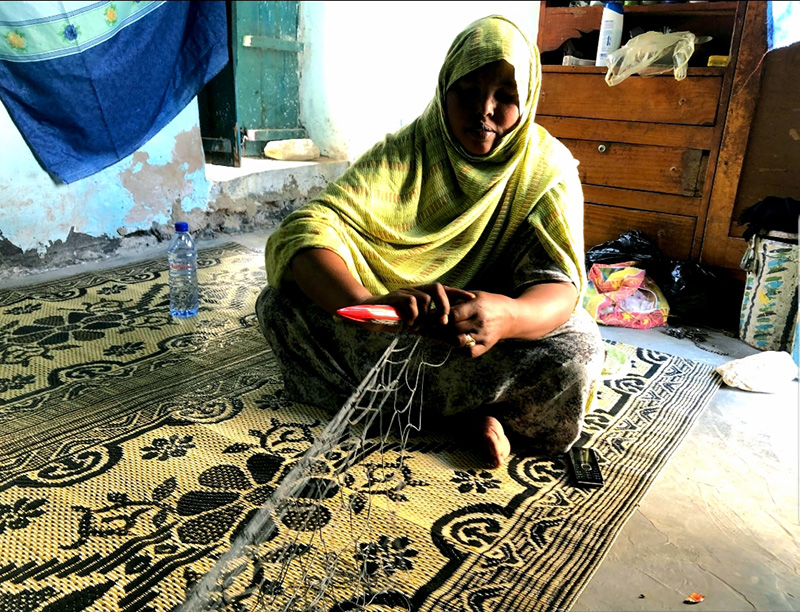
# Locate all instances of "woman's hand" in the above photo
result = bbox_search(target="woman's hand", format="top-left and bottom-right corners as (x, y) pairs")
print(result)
(362, 283), (475, 333)
(447, 291), (516, 356)
(446, 282), (578, 357)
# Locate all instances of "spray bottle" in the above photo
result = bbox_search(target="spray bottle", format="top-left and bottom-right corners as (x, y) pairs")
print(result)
(595, 1), (624, 67)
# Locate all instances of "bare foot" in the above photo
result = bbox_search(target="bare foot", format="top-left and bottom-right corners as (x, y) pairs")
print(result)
(478, 416), (511, 469)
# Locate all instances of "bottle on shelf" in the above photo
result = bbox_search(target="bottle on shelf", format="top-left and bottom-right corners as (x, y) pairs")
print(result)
(595, 1), (624, 66)
(167, 221), (199, 318)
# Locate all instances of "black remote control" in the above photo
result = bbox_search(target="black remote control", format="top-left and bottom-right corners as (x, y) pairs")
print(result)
(566, 446), (604, 488)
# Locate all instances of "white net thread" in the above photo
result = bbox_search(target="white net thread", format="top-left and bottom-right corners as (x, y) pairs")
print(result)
(179, 335), (453, 612)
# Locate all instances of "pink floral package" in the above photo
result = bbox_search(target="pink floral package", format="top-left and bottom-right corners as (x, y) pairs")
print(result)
(582, 261), (670, 329)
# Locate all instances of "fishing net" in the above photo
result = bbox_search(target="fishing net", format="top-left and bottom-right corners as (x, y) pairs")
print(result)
(180, 336), (450, 611)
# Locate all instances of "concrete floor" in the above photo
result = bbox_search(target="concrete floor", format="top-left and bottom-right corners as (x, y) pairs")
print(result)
(576, 326), (799, 612)
(4, 230), (799, 612)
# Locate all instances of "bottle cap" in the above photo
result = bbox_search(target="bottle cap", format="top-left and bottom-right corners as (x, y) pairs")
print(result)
(175, 221), (189, 232)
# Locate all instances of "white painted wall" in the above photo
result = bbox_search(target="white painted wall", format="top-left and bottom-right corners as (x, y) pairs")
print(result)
(299, 1), (540, 160)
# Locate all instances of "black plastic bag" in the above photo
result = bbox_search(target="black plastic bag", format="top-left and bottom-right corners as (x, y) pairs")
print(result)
(585, 230), (668, 274)
(658, 261), (723, 326)
(585, 230), (723, 326)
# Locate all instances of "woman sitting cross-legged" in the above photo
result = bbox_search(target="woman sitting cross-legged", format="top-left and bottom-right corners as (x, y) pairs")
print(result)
(256, 14), (605, 468)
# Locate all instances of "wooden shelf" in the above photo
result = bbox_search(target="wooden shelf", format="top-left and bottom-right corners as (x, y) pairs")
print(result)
(541, 66), (726, 76)
(538, 2), (738, 55)
(543, 2), (738, 16)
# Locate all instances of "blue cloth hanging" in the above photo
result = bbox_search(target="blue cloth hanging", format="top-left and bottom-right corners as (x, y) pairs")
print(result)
(0, 1), (228, 184)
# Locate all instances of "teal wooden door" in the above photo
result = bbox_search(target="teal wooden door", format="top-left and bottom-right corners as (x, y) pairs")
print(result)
(198, 0), (305, 166)
(235, 0), (305, 157)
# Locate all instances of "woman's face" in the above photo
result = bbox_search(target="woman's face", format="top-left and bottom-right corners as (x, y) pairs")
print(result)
(445, 59), (521, 156)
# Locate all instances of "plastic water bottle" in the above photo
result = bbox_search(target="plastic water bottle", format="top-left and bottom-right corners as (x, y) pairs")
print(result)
(167, 222), (199, 317)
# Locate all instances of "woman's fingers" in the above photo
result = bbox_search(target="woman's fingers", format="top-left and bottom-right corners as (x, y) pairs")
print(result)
(364, 284), (478, 332)
(445, 286), (477, 302)
(427, 284), (475, 326)
(426, 283), (451, 325)
(449, 293), (480, 326)
(391, 292), (421, 327)
(405, 289), (432, 329)
(402, 284), (456, 327)
(387, 288), (434, 329)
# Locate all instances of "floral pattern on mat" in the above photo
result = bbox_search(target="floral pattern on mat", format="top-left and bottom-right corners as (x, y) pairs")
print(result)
(0, 243), (721, 612)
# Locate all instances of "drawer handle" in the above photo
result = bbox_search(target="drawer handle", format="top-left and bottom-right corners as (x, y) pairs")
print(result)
(597, 144), (608, 153)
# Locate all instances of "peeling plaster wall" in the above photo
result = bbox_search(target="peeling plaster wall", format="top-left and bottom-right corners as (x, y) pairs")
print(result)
(299, 1), (540, 160)
(0, 99), (345, 281)
(0, 99), (211, 278)
(205, 158), (350, 234)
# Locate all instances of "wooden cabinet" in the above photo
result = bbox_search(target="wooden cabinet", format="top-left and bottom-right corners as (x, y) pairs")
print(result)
(536, 1), (767, 277)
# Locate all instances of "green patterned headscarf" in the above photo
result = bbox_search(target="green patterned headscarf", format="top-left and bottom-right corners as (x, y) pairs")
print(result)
(265, 15), (586, 297)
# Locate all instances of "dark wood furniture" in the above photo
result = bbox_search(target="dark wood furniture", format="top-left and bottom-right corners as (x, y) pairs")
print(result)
(536, 1), (768, 278)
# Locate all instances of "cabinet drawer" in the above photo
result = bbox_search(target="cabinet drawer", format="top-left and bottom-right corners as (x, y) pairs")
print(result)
(584, 203), (696, 261)
(562, 138), (705, 196)
(539, 72), (723, 126)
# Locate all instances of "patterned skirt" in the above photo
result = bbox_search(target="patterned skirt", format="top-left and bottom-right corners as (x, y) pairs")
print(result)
(256, 285), (605, 456)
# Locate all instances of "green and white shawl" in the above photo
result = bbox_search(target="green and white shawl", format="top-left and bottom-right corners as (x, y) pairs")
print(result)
(265, 15), (586, 298)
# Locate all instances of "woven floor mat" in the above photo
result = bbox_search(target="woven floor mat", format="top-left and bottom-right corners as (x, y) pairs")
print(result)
(0, 243), (721, 612)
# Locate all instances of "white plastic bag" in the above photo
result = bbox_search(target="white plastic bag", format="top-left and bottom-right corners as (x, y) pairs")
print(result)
(604, 31), (709, 86)
(715, 351), (798, 393)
